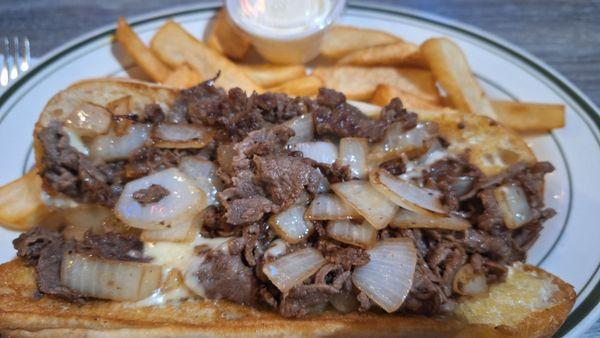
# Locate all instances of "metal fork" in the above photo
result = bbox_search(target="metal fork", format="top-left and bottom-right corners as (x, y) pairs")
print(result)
(1, 37), (30, 88)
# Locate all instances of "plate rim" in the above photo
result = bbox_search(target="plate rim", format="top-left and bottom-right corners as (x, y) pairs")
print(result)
(0, 1), (597, 336)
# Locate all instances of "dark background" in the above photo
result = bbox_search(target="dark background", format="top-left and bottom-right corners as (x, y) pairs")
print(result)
(0, 0), (599, 335)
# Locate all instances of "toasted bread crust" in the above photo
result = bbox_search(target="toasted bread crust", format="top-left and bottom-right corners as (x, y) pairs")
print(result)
(0, 259), (574, 337)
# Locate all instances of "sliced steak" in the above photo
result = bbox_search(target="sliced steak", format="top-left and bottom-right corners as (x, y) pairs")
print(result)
(132, 184), (170, 206)
(279, 284), (339, 318)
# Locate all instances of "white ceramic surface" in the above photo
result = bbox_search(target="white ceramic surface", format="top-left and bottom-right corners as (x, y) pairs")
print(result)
(0, 3), (597, 336)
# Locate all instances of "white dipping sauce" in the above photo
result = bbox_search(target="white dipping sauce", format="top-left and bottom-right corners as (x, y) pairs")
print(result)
(226, 0), (345, 64)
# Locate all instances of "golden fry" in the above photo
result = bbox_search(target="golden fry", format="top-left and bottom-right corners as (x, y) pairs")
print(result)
(240, 64), (306, 88)
(267, 75), (323, 97)
(371, 84), (565, 132)
(337, 42), (426, 68)
(492, 101), (565, 132)
(313, 66), (441, 102)
(420, 38), (497, 118)
(115, 17), (171, 83)
(163, 64), (202, 89)
(150, 21), (261, 92)
(370, 84), (446, 110)
(320, 25), (401, 58)
(206, 9), (251, 60)
(0, 171), (48, 231)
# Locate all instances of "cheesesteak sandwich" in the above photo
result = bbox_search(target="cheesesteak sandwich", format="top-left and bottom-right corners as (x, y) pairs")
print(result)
(0, 78), (574, 337)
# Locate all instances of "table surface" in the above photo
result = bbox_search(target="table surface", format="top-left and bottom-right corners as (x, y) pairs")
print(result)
(1, 0), (599, 336)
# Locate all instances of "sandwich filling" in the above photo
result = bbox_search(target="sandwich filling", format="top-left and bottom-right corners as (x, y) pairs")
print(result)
(15, 80), (555, 317)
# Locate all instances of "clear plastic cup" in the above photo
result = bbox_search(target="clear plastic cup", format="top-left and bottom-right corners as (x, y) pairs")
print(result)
(225, 0), (346, 64)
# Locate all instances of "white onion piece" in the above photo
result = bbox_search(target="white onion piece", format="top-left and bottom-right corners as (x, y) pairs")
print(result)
(327, 220), (377, 249)
(311, 168), (330, 193)
(369, 122), (434, 163)
(290, 141), (338, 165)
(453, 264), (488, 296)
(390, 209), (470, 231)
(65, 102), (112, 136)
(90, 123), (150, 161)
(61, 253), (162, 301)
(493, 184), (533, 229)
(140, 218), (196, 242)
(285, 113), (314, 145)
(347, 100), (381, 118)
(305, 193), (360, 221)
(263, 248), (325, 293)
(264, 239), (289, 260)
(178, 157), (224, 206)
(371, 170), (446, 216)
(338, 137), (368, 179)
(63, 205), (113, 240)
(268, 205), (314, 244)
(352, 239), (417, 313)
(331, 181), (397, 229)
(116, 168), (206, 230)
(153, 123), (214, 149)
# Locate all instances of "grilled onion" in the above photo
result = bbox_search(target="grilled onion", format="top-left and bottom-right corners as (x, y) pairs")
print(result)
(452, 264), (488, 296)
(338, 137), (368, 179)
(268, 205), (314, 243)
(371, 169), (446, 216)
(153, 123), (214, 149)
(140, 218), (196, 242)
(263, 248), (326, 293)
(305, 193), (360, 221)
(61, 253), (162, 301)
(115, 168), (206, 230)
(65, 102), (112, 136)
(327, 220), (377, 248)
(352, 238), (417, 313)
(369, 122), (435, 163)
(331, 181), (398, 229)
(390, 209), (470, 231)
(90, 123), (150, 161)
(290, 141), (338, 165)
(493, 184), (533, 229)
(178, 157), (224, 206)
(285, 113), (314, 145)
(264, 239), (289, 260)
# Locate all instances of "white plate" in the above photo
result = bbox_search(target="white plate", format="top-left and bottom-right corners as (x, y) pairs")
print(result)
(0, 2), (597, 336)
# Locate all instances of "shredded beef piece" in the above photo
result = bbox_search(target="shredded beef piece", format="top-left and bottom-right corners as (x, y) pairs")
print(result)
(223, 196), (276, 225)
(314, 89), (417, 142)
(379, 157), (406, 176)
(317, 239), (370, 270)
(124, 147), (182, 179)
(37, 122), (124, 207)
(315, 162), (352, 183)
(254, 154), (315, 207)
(511, 161), (554, 208)
(143, 103), (166, 124)
(132, 184), (170, 206)
(357, 292), (372, 311)
(279, 284), (339, 318)
(460, 229), (513, 262)
(200, 205), (241, 237)
(196, 238), (259, 305)
(13, 227), (146, 300)
(173, 80), (309, 142)
(423, 157), (482, 211)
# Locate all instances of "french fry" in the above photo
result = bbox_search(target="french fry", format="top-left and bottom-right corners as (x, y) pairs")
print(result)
(492, 101), (565, 132)
(370, 84), (446, 110)
(115, 17), (171, 83)
(267, 75), (323, 97)
(420, 38), (497, 118)
(0, 171), (49, 231)
(150, 21), (261, 93)
(163, 64), (202, 89)
(320, 25), (401, 58)
(372, 84), (565, 132)
(240, 64), (307, 88)
(313, 66), (441, 102)
(337, 42), (426, 68)
(205, 9), (251, 60)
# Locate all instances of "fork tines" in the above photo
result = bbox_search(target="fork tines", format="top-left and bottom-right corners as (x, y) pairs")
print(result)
(1, 36), (31, 87)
